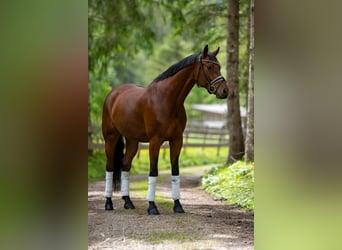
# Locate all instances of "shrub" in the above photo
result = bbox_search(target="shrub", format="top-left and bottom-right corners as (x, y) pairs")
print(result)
(202, 161), (254, 209)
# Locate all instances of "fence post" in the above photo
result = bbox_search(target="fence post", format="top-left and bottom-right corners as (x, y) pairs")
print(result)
(217, 129), (223, 156)
(202, 126), (209, 151)
(162, 142), (167, 160)
(137, 143), (141, 160)
(183, 129), (189, 154)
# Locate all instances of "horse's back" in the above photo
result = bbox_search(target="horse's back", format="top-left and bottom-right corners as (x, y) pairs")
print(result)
(103, 84), (144, 113)
(104, 83), (143, 103)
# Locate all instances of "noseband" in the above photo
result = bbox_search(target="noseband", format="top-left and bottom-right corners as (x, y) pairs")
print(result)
(197, 55), (226, 94)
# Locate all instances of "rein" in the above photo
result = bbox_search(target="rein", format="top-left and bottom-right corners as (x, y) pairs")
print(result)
(197, 55), (226, 94)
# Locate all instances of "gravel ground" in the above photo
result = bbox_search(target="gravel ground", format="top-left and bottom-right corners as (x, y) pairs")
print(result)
(88, 166), (254, 250)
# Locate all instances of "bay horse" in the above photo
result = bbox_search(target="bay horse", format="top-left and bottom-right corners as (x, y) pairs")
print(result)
(102, 45), (228, 215)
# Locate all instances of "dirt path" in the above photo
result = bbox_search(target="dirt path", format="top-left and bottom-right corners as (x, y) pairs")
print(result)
(88, 166), (254, 249)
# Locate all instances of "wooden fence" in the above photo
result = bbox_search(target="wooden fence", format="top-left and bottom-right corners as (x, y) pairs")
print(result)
(88, 122), (229, 156)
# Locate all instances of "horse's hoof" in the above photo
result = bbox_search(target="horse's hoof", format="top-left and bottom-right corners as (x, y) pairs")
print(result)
(122, 196), (135, 209)
(147, 202), (160, 215)
(105, 197), (113, 210)
(173, 200), (185, 213)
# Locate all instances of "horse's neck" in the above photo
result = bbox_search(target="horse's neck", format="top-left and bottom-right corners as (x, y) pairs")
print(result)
(160, 66), (196, 110)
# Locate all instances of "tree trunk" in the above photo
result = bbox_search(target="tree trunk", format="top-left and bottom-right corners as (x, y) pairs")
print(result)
(88, 94), (94, 156)
(227, 0), (244, 164)
(243, 1), (251, 132)
(245, 0), (254, 162)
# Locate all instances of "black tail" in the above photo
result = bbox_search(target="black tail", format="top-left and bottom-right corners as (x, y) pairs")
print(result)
(113, 136), (124, 192)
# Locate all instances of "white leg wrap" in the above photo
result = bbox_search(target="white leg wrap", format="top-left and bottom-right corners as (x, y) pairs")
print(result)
(147, 176), (157, 201)
(121, 171), (130, 197)
(104, 171), (113, 198)
(171, 176), (181, 200)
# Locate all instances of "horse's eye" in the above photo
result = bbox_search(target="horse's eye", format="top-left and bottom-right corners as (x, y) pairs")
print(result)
(207, 65), (213, 70)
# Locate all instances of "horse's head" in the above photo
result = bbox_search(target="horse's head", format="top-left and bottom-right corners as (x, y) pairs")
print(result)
(196, 45), (228, 99)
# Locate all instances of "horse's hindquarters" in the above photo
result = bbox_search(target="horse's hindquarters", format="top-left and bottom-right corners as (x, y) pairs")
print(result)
(108, 85), (149, 141)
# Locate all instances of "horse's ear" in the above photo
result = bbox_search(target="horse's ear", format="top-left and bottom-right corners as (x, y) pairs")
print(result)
(202, 45), (209, 58)
(212, 47), (220, 56)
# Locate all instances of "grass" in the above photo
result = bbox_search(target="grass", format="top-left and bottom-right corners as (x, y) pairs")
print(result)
(202, 160), (254, 210)
(88, 147), (228, 182)
(149, 232), (194, 242)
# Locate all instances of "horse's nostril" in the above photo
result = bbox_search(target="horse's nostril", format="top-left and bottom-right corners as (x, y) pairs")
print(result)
(223, 88), (227, 95)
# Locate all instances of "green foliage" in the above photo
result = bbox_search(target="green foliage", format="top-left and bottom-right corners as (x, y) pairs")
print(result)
(202, 161), (254, 209)
(88, 0), (157, 73)
(89, 76), (112, 125)
(88, 150), (107, 181)
(140, 34), (194, 85)
(172, 0), (227, 47)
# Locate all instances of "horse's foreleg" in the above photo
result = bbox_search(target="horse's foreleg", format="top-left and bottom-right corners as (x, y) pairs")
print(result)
(147, 138), (162, 215)
(170, 137), (185, 213)
(121, 139), (138, 209)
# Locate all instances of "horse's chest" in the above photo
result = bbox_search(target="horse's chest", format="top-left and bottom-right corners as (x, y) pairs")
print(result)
(163, 118), (186, 138)
(144, 105), (186, 140)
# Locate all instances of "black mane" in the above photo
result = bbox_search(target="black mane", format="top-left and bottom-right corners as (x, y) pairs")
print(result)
(152, 53), (200, 83)
(152, 52), (219, 83)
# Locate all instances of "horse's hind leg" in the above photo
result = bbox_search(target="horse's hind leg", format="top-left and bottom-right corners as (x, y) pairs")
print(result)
(103, 131), (121, 210)
(120, 138), (139, 209)
(147, 137), (163, 215)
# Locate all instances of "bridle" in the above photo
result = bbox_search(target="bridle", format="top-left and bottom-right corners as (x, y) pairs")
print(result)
(196, 54), (226, 94)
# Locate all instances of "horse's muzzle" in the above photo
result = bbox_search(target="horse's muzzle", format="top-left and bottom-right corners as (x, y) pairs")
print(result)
(215, 82), (228, 99)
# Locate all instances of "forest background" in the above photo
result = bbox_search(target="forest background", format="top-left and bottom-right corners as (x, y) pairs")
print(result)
(89, 0), (249, 132)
